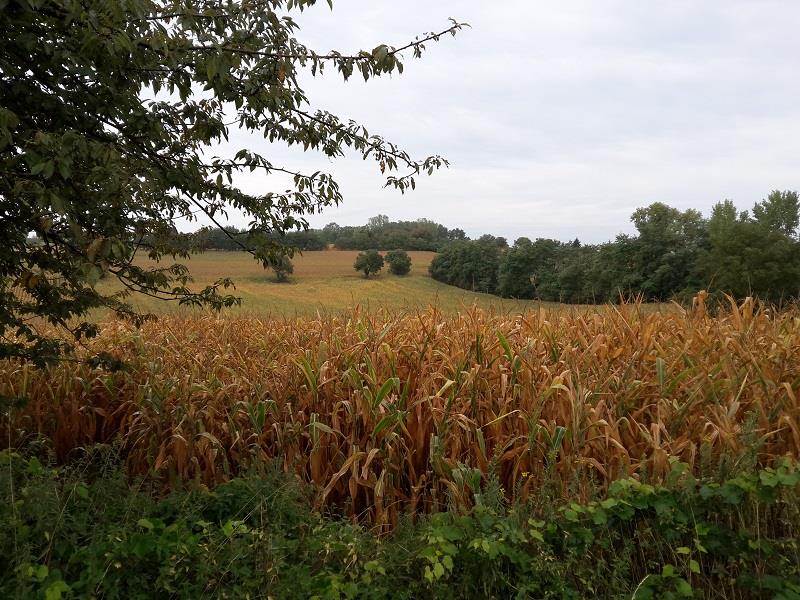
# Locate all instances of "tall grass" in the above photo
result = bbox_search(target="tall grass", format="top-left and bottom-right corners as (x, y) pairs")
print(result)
(3, 296), (799, 528)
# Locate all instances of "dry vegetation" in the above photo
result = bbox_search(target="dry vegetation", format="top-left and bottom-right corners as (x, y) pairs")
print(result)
(3, 296), (799, 530)
(108, 250), (541, 316)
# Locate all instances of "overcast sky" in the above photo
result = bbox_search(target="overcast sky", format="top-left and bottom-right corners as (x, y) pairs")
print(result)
(217, 0), (800, 243)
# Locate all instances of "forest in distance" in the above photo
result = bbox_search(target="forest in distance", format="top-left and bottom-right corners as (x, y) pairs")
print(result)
(176, 189), (800, 305)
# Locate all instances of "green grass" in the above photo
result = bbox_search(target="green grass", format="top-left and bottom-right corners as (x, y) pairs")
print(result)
(107, 250), (552, 316)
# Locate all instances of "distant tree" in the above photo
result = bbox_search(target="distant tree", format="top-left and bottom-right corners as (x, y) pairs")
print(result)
(477, 234), (508, 250)
(752, 190), (800, 238)
(384, 232), (412, 250)
(426, 191), (800, 305)
(497, 238), (536, 299)
(321, 223), (342, 247)
(351, 230), (375, 250)
(497, 238), (560, 299)
(385, 249), (412, 275)
(696, 197), (800, 303)
(354, 250), (385, 278)
(429, 238), (502, 293)
(270, 255), (294, 282)
(586, 235), (643, 302)
(328, 216), (457, 251)
(199, 225), (250, 251)
(367, 214), (390, 231)
(328, 226), (351, 249)
(627, 203), (708, 301)
(448, 228), (467, 241)
(554, 244), (596, 303)
(281, 230), (325, 251)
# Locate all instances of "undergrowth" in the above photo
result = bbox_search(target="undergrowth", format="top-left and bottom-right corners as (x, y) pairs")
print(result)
(2, 445), (799, 599)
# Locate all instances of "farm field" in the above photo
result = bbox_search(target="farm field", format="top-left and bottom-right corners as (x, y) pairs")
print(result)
(6, 297), (799, 518)
(108, 250), (548, 316)
(5, 251), (799, 598)
(4, 296), (800, 596)
(7, 1), (800, 596)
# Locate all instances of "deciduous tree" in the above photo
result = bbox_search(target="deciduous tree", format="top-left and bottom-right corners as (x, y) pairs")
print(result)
(0, 0), (464, 363)
(354, 250), (384, 278)
(270, 254), (294, 282)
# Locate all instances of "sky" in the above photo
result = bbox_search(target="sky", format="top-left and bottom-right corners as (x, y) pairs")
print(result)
(214, 0), (800, 243)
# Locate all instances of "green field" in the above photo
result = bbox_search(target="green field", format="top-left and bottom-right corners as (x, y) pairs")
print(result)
(113, 250), (549, 316)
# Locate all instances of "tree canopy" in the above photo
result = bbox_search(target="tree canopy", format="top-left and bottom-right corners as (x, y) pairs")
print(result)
(353, 250), (384, 278)
(0, 0), (465, 363)
(431, 191), (800, 305)
(321, 216), (464, 251)
(385, 249), (412, 275)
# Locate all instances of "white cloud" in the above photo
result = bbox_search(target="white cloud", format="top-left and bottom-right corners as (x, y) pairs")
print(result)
(200, 0), (800, 243)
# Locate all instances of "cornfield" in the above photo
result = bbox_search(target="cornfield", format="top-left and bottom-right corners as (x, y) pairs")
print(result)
(2, 297), (799, 529)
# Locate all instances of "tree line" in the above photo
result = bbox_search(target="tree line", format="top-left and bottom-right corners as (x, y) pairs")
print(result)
(194, 215), (465, 252)
(323, 215), (466, 251)
(194, 226), (327, 252)
(430, 191), (800, 304)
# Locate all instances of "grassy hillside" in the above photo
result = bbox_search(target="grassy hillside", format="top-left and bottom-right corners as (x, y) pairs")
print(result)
(110, 250), (549, 316)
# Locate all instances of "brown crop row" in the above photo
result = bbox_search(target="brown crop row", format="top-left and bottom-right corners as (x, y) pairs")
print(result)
(2, 297), (799, 529)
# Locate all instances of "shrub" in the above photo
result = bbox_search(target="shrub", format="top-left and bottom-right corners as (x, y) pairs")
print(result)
(2, 450), (799, 599)
(385, 249), (412, 275)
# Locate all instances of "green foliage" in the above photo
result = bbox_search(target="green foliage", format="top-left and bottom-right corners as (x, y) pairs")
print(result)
(752, 190), (800, 237)
(0, 0), (465, 363)
(433, 192), (800, 305)
(194, 225), (327, 252)
(497, 237), (559, 299)
(354, 250), (385, 278)
(323, 216), (465, 251)
(385, 249), (412, 275)
(413, 458), (800, 599)
(626, 203), (708, 301)
(696, 197), (800, 303)
(3, 448), (799, 599)
(429, 236), (504, 294)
